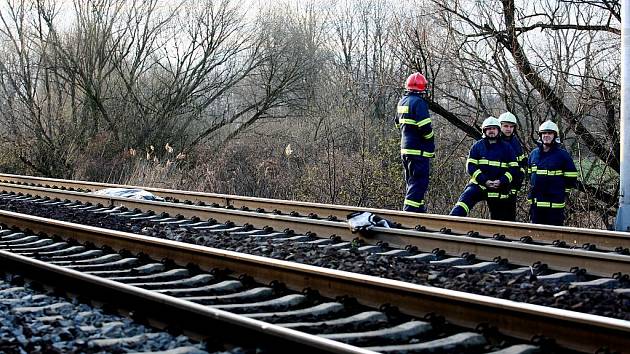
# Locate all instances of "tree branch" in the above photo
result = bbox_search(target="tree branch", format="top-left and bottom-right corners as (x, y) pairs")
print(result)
(498, 0), (619, 172)
(426, 97), (482, 140)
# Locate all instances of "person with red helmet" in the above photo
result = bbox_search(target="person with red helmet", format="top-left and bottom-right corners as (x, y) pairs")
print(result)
(395, 72), (434, 213)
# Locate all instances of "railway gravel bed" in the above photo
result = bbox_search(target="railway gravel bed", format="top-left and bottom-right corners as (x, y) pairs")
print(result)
(0, 276), (216, 354)
(0, 194), (628, 322)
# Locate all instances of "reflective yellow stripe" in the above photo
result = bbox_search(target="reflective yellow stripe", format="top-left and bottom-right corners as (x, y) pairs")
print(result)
(510, 189), (517, 195)
(467, 158), (479, 165)
(530, 199), (565, 208)
(399, 117), (432, 128)
(487, 192), (509, 199)
(565, 189), (571, 193)
(401, 149), (435, 158)
(417, 118), (431, 127)
(517, 154), (526, 161)
(535, 169), (564, 176)
(399, 118), (417, 125)
(509, 161), (519, 167)
(404, 199), (425, 207)
(475, 159), (510, 168)
(471, 169), (482, 183)
(423, 131), (434, 139)
(504, 172), (513, 183)
(529, 168), (575, 177)
(397, 105), (409, 114)
(455, 201), (469, 214)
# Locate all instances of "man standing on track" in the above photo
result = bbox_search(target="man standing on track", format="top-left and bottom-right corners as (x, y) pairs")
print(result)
(396, 72), (434, 213)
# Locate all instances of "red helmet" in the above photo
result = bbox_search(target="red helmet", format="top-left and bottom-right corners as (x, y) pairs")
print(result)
(405, 73), (428, 92)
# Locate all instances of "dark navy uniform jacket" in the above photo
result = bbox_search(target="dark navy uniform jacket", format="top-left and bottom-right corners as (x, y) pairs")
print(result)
(501, 134), (526, 194)
(396, 92), (435, 158)
(466, 139), (519, 198)
(528, 143), (578, 208)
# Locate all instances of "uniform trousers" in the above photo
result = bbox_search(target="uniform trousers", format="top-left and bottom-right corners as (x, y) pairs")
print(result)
(450, 184), (511, 221)
(402, 155), (430, 213)
(497, 194), (517, 222)
(530, 205), (564, 226)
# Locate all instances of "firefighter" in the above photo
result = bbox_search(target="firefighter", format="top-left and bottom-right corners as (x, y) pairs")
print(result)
(449, 116), (519, 220)
(498, 111), (526, 221)
(528, 120), (578, 226)
(396, 72), (434, 213)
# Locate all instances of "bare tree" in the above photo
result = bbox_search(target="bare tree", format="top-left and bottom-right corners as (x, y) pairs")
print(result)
(0, 0), (316, 179)
(0, 0), (83, 177)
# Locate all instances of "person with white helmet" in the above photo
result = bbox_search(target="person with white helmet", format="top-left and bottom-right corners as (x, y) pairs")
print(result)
(498, 111), (526, 221)
(396, 72), (434, 213)
(527, 120), (578, 226)
(449, 116), (519, 220)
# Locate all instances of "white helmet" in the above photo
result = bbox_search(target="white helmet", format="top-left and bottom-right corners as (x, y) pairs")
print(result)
(498, 112), (517, 125)
(538, 120), (559, 135)
(481, 116), (500, 131)
(538, 120), (560, 143)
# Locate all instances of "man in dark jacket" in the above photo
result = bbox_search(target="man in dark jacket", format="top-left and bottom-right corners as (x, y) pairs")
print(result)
(498, 111), (526, 221)
(450, 117), (519, 220)
(528, 120), (578, 226)
(396, 72), (434, 213)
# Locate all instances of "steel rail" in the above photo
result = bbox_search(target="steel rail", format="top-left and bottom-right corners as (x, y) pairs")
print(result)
(0, 209), (627, 353)
(0, 182), (628, 278)
(0, 173), (628, 251)
(0, 251), (376, 354)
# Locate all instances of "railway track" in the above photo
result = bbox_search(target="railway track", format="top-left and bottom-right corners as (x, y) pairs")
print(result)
(0, 211), (626, 353)
(0, 174), (629, 351)
(1, 173), (627, 251)
(0, 179), (627, 280)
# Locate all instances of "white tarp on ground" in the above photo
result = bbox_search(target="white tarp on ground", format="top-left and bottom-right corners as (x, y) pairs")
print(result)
(92, 188), (165, 201)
